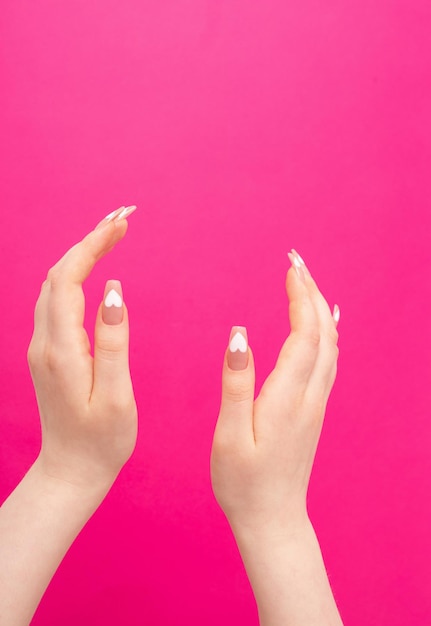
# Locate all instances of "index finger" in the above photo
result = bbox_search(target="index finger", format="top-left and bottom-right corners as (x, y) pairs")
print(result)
(35, 208), (134, 352)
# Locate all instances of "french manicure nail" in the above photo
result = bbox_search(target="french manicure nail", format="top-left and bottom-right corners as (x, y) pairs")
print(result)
(291, 249), (305, 266)
(102, 280), (124, 325)
(333, 304), (340, 324)
(292, 249), (311, 278)
(287, 252), (305, 283)
(94, 207), (125, 230)
(227, 326), (249, 370)
(114, 205), (138, 222)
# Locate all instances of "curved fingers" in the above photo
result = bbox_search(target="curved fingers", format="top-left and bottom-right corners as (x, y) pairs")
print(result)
(254, 253), (340, 442)
(290, 251), (339, 407)
(30, 220), (128, 357)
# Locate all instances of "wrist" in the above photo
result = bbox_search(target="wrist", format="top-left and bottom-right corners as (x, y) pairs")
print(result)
(232, 513), (314, 558)
(32, 455), (115, 508)
(0, 457), (112, 626)
(231, 518), (343, 625)
(229, 504), (311, 546)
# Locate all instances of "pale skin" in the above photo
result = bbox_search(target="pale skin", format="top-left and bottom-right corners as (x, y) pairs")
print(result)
(0, 210), (138, 626)
(0, 209), (343, 625)
(211, 251), (343, 625)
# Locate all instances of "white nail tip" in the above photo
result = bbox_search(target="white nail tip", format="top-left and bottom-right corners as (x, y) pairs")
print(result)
(104, 289), (123, 308)
(229, 332), (247, 353)
(291, 249), (305, 266)
(333, 306), (340, 323)
(104, 207), (124, 222)
(116, 205), (137, 220)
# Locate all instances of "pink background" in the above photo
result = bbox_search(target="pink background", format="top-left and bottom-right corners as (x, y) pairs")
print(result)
(1, 1), (430, 624)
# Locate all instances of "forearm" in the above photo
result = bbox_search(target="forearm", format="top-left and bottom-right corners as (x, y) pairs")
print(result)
(0, 457), (111, 626)
(234, 519), (343, 626)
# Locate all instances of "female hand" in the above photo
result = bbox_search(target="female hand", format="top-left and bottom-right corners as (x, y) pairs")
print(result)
(210, 250), (342, 625)
(211, 250), (339, 534)
(27, 206), (139, 491)
(0, 207), (139, 626)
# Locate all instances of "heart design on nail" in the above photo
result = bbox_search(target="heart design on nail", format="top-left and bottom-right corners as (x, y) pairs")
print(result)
(104, 289), (123, 308)
(229, 332), (247, 353)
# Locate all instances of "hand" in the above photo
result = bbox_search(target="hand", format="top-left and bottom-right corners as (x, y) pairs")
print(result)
(0, 207), (139, 626)
(27, 207), (139, 492)
(210, 250), (343, 624)
(211, 249), (340, 538)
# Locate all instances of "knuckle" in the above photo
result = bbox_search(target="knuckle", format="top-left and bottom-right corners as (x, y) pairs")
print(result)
(46, 266), (61, 288)
(27, 341), (40, 370)
(325, 333), (339, 361)
(40, 277), (50, 291)
(327, 326), (339, 345)
(44, 347), (58, 371)
(43, 344), (67, 372)
(96, 339), (124, 360)
(223, 380), (252, 404)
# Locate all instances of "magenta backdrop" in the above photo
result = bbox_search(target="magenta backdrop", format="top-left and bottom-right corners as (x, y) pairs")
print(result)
(1, 1), (430, 624)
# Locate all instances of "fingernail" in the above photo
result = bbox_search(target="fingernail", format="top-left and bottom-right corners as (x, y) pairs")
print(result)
(114, 205), (138, 222)
(102, 280), (124, 325)
(287, 251), (305, 283)
(94, 207), (125, 231)
(333, 304), (340, 324)
(291, 249), (310, 277)
(227, 326), (248, 370)
(292, 249), (305, 266)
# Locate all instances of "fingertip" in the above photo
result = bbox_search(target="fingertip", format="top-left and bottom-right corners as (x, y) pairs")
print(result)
(222, 327), (255, 398)
(285, 268), (307, 315)
(102, 280), (124, 326)
(85, 217), (129, 263)
(93, 205), (137, 231)
(226, 326), (249, 371)
(93, 214), (129, 240)
(220, 327), (255, 421)
(291, 248), (312, 279)
(333, 304), (340, 327)
(287, 251), (306, 285)
(94, 280), (130, 374)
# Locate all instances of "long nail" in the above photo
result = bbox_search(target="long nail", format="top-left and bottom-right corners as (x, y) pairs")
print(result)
(94, 207), (125, 231)
(102, 280), (124, 325)
(114, 205), (138, 222)
(287, 252), (305, 283)
(291, 249), (310, 276)
(333, 304), (340, 325)
(227, 326), (249, 370)
(292, 249), (305, 265)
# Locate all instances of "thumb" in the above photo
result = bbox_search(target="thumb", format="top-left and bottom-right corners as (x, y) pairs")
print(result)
(217, 326), (256, 444)
(92, 279), (133, 402)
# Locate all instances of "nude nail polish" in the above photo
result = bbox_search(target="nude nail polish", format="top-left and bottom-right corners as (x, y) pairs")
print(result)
(227, 326), (249, 370)
(102, 280), (124, 325)
(292, 249), (305, 266)
(94, 207), (125, 230)
(114, 205), (138, 222)
(291, 249), (310, 276)
(287, 252), (305, 282)
(333, 304), (340, 324)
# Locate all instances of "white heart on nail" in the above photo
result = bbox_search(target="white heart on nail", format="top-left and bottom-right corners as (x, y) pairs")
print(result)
(229, 332), (247, 353)
(104, 289), (123, 308)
